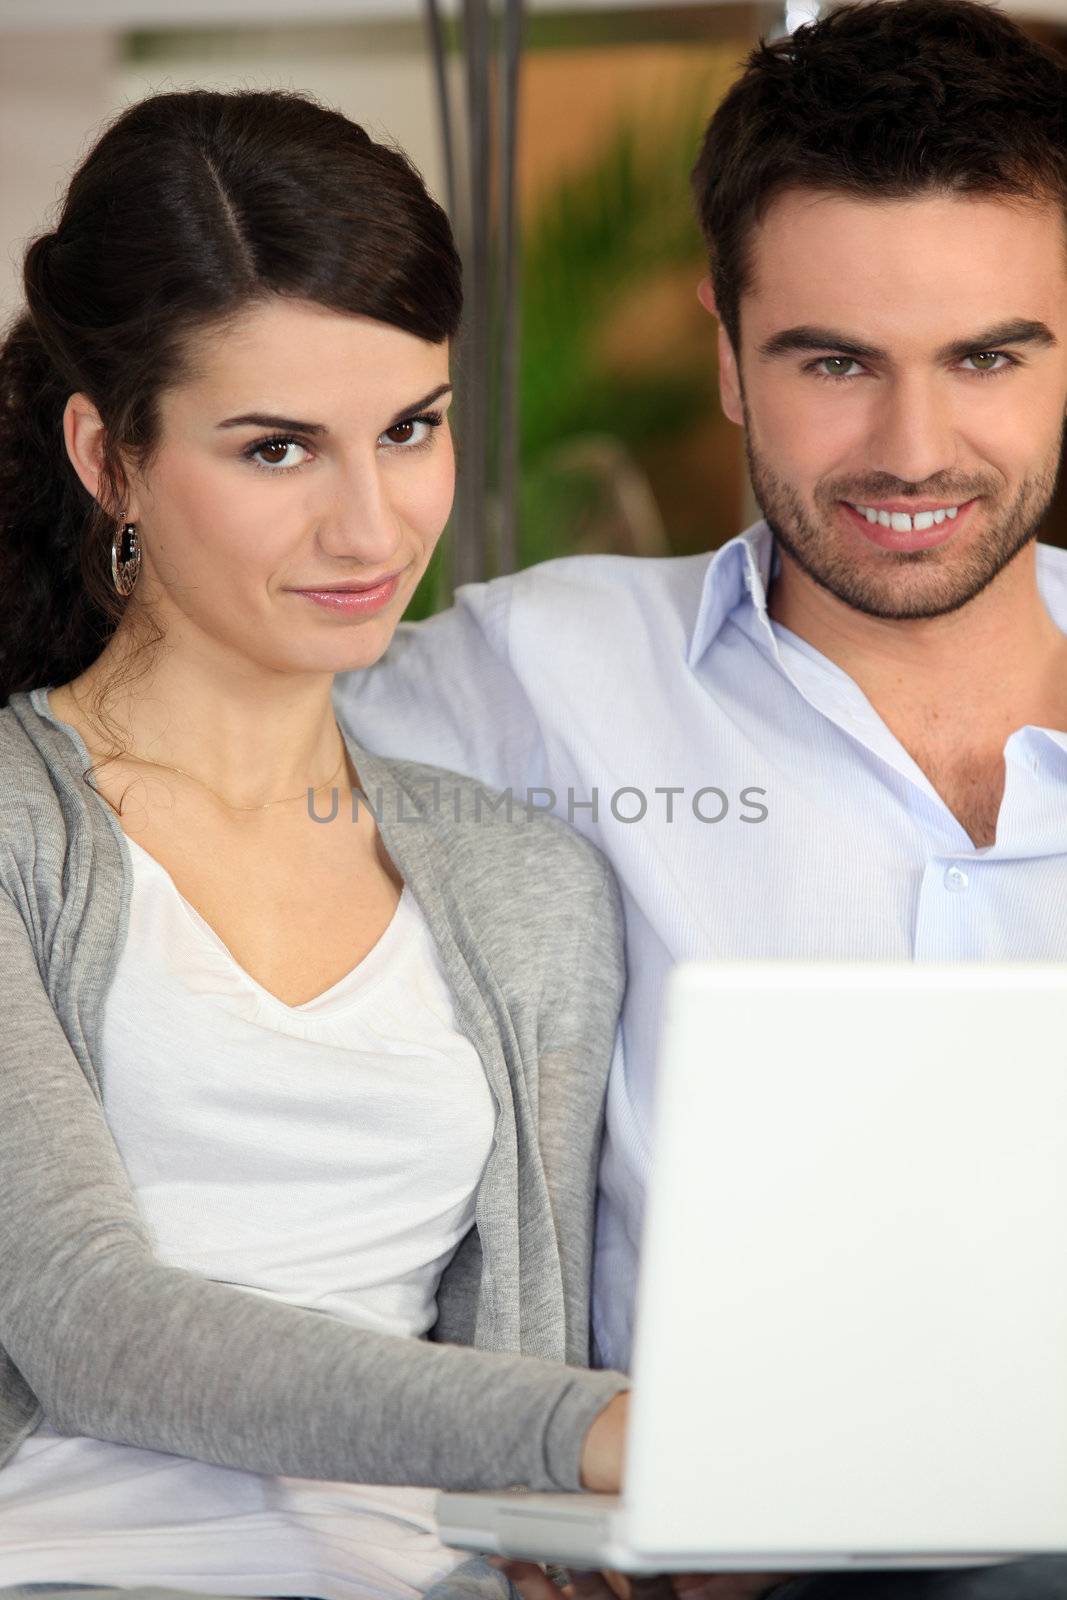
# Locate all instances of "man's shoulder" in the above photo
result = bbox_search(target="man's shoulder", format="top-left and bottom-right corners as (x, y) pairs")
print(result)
(1037, 539), (1067, 582)
(485, 548), (714, 607)
(470, 549), (717, 658)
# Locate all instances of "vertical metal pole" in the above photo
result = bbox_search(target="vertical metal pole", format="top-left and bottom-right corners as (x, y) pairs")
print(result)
(424, 0), (463, 607)
(452, 0), (491, 591)
(425, 0), (457, 224)
(425, 0), (524, 591)
(495, 0), (523, 576)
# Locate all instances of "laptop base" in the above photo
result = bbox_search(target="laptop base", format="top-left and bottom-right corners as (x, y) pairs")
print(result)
(435, 1493), (1021, 1573)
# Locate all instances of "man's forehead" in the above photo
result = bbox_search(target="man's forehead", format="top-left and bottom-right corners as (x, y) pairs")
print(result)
(753, 183), (1061, 236)
(745, 186), (1066, 350)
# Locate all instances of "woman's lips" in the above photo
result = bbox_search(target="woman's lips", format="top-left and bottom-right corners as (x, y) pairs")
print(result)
(290, 574), (401, 613)
(838, 498), (977, 552)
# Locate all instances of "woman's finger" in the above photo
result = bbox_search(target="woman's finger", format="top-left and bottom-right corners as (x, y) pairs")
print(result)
(669, 1575), (800, 1600)
(628, 1573), (680, 1600)
(568, 1568), (627, 1600)
(488, 1557), (567, 1600)
(487, 1558), (637, 1600)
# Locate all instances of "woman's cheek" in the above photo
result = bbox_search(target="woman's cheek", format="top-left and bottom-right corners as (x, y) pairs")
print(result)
(410, 437), (457, 542)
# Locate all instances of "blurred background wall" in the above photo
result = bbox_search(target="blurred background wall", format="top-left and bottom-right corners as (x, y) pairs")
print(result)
(2, 0), (1065, 616)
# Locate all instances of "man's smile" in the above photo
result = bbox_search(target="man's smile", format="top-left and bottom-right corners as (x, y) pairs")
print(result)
(836, 497), (980, 552)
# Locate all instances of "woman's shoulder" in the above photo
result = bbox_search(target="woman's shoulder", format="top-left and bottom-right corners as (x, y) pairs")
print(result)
(0, 691), (69, 781)
(0, 699), (60, 840)
(368, 750), (626, 1032)
(0, 697), (40, 764)
(358, 746), (619, 923)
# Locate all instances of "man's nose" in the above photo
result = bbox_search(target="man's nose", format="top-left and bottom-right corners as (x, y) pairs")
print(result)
(864, 374), (959, 489)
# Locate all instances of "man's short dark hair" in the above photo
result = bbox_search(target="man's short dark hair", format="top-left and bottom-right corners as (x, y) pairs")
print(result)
(691, 0), (1067, 358)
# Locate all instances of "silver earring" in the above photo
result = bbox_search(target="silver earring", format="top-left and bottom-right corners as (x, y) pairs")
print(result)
(111, 521), (141, 598)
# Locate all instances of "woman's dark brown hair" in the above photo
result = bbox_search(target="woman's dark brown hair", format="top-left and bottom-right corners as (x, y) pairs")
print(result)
(691, 0), (1067, 361)
(0, 87), (462, 713)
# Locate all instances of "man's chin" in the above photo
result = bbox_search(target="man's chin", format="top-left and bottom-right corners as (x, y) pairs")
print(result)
(768, 514), (1037, 623)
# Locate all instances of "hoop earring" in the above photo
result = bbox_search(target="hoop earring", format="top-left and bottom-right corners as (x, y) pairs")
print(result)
(111, 521), (141, 598)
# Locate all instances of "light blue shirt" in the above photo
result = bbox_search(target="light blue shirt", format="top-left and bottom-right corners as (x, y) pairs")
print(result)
(334, 519), (1067, 1371)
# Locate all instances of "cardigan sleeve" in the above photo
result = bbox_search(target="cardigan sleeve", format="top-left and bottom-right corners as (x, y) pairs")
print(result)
(533, 851), (628, 1369)
(0, 885), (629, 1488)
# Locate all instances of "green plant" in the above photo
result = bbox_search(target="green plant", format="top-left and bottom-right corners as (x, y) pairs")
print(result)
(404, 84), (721, 618)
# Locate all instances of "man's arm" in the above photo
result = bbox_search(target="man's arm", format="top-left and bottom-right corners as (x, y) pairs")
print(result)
(334, 578), (549, 797)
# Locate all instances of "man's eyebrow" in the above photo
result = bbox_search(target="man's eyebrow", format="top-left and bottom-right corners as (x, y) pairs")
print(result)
(216, 383), (454, 434)
(755, 319), (1058, 364)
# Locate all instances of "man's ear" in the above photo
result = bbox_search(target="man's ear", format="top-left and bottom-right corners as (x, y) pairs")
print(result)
(697, 275), (744, 429)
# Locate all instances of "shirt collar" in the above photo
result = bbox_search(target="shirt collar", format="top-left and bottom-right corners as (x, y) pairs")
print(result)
(687, 518), (777, 669)
(688, 519), (1067, 670)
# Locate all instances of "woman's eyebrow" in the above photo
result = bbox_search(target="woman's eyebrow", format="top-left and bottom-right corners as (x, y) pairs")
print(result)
(216, 383), (454, 435)
(385, 383), (453, 424)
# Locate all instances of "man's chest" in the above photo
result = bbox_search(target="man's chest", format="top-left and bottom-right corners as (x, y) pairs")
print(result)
(870, 692), (1067, 851)
(554, 675), (1067, 965)
(905, 745), (1004, 849)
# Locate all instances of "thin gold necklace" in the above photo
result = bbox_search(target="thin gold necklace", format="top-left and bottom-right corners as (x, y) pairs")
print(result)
(119, 741), (349, 812)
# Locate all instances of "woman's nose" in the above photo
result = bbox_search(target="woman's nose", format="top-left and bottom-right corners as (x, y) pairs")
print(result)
(315, 460), (406, 568)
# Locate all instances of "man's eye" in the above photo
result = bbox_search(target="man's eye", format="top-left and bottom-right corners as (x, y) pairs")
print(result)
(807, 357), (863, 382)
(963, 351), (1015, 376)
(806, 350), (1018, 384)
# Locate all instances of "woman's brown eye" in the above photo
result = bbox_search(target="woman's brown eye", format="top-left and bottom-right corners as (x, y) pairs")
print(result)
(386, 421), (415, 444)
(259, 441), (290, 463)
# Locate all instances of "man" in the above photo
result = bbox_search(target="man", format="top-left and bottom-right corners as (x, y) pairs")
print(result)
(337, 0), (1067, 1593)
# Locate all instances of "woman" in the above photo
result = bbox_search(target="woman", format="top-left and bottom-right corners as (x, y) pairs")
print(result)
(0, 87), (630, 1600)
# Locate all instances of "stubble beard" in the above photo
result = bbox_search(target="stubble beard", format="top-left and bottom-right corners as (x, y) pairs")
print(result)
(742, 408), (1064, 622)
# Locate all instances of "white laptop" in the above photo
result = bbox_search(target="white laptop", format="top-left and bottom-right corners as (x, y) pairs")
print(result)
(437, 960), (1067, 1574)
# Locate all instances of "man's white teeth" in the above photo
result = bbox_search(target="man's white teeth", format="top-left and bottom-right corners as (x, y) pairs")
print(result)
(850, 504), (960, 531)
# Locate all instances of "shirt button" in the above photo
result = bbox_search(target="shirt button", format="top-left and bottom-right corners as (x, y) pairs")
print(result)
(944, 864), (970, 892)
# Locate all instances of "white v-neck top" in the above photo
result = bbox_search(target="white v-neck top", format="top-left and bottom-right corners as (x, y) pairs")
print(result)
(0, 833), (496, 1600)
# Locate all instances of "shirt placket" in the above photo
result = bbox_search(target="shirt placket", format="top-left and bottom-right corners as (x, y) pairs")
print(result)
(731, 559), (1009, 961)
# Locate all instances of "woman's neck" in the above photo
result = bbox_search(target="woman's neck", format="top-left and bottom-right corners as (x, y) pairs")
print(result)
(52, 635), (348, 810)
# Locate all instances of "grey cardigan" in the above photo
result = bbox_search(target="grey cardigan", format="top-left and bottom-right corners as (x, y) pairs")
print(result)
(0, 686), (630, 1494)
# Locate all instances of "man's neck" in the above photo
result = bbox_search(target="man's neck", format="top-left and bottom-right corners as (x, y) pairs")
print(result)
(765, 540), (1067, 846)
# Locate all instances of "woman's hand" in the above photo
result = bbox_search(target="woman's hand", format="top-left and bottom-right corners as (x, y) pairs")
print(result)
(579, 1390), (630, 1492)
(494, 1396), (796, 1600)
(487, 1562), (798, 1600)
